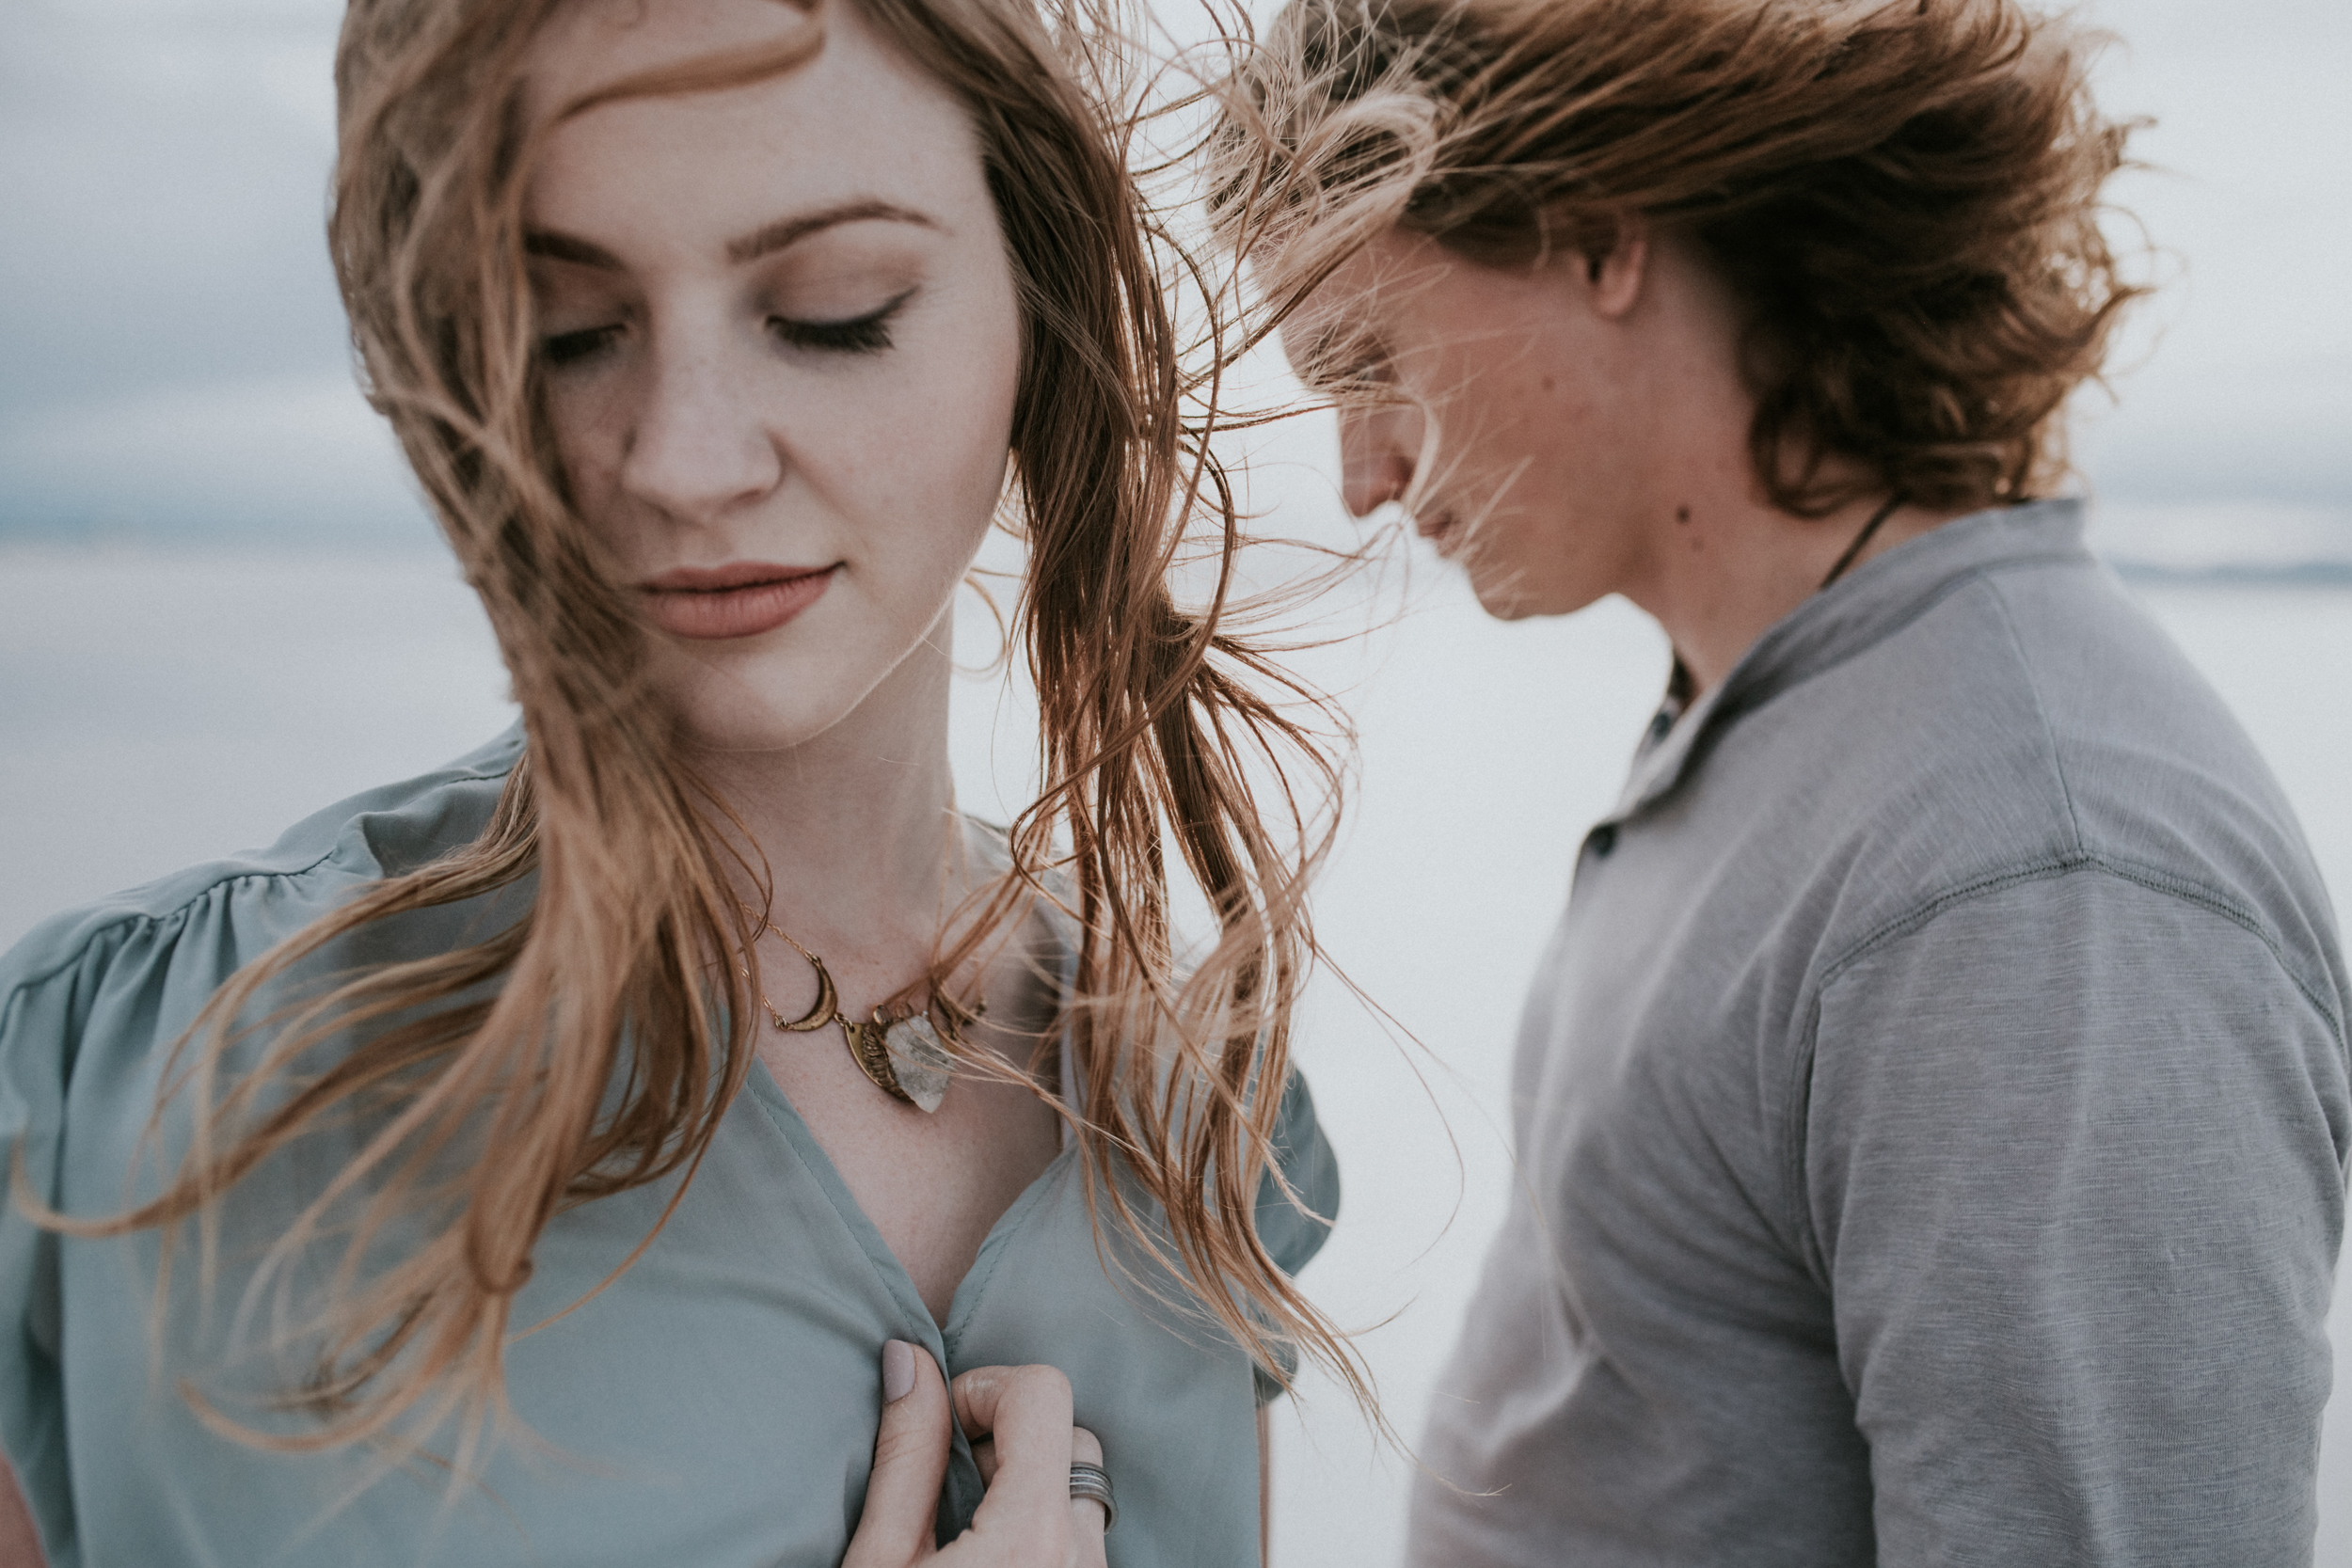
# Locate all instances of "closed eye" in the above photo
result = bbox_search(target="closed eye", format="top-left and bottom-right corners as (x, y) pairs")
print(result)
(771, 290), (914, 356)
(1295, 323), (1393, 394)
(1322, 347), (1393, 394)
(540, 324), (624, 368)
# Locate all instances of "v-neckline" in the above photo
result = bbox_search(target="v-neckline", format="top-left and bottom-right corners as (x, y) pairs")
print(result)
(739, 1057), (1076, 1344)
(731, 817), (1088, 1338)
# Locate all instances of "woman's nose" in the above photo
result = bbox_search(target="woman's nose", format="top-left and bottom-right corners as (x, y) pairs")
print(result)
(1338, 403), (1421, 518)
(618, 337), (782, 526)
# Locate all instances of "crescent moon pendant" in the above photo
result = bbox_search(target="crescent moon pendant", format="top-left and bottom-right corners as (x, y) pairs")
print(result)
(768, 951), (839, 1034)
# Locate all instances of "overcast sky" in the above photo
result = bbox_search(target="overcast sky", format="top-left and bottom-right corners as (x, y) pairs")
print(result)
(0, 0), (2344, 546)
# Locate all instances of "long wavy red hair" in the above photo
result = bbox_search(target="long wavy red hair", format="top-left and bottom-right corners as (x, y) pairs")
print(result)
(41, 0), (1365, 1465)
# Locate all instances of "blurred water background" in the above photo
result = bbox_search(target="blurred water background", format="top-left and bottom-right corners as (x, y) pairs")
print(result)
(2, 0), (2347, 1560)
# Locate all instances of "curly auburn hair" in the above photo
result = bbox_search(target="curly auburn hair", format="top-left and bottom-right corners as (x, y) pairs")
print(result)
(1213, 0), (2147, 516)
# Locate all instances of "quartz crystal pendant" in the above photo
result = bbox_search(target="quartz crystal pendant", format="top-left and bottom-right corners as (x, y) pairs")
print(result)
(882, 1012), (955, 1115)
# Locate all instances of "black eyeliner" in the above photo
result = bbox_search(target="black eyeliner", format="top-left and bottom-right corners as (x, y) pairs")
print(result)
(771, 288), (915, 355)
(539, 324), (622, 367)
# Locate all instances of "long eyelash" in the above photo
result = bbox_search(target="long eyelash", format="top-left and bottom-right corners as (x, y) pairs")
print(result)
(540, 325), (621, 368)
(1317, 343), (1392, 393)
(771, 291), (913, 356)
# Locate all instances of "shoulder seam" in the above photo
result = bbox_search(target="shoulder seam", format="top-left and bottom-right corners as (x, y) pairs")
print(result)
(1779, 850), (2347, 1283)
(0, 854), (349, 1002)
(1, 754), (519, 1002)
(1820, 850), (2345, 1044)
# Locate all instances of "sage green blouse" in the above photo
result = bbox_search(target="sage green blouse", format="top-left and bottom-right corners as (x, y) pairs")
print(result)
(0, 729), (1337, 1568)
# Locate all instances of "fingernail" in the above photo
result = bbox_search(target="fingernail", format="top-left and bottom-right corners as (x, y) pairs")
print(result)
(882, 1339), (916, 1404)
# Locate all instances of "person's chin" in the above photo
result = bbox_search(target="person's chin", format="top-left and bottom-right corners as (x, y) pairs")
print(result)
(1466, 564), (1597, 623)
(678, 706), (850, 756)
(661, 667), (864, 757)
(1461, 557), (1534, 621)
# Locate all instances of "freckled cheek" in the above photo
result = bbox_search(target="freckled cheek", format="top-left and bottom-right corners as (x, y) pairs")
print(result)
(540, 385), (634, 537)
(1439, 378), (1547, 491)
(818, 333), (1020, 581)
(1499, 366), (1592, 460)
(914, 309), (1023, 514)
(919, 347), (1014, 458)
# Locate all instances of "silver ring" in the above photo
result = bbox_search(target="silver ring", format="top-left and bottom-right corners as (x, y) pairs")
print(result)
(1068, 1461), (1116, 1532)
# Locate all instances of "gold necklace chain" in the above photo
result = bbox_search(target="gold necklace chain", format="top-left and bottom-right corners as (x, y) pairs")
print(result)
(739, 907), (981, 1115)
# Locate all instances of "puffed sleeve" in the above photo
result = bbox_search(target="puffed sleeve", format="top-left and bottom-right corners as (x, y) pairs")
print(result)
(1250, 1067), (1340, 1402)
(0, 923), (93, 1566)
(0, 729), (524, 1568)
(1256, 1068), (1339, 1277)
(0, 902), (216, 1568)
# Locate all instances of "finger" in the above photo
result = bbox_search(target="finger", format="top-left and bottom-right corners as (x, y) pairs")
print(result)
(1069, 1427), (1108, 1561)
(843, 1340), (952, 1568)
(951, 1365), (1076, 1533)
(974, 1427), (1090, 1495)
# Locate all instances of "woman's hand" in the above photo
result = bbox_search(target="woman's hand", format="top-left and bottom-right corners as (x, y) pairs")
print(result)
(844, 1343), (1109, 1568)
(0, 1457), (45, 1568)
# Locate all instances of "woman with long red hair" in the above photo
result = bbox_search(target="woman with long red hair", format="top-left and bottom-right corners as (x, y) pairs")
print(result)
(0, 0), (1354, 1561)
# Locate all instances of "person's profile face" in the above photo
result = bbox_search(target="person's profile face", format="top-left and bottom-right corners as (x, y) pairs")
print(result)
(1279, 227), (1652, 622)
(519, 0), (1023, 754)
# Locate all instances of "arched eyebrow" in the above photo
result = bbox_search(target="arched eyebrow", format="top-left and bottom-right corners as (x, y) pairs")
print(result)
(522, 200), (942, 271)
(724, 199), (939, 263)
(524, 230), (625, 269)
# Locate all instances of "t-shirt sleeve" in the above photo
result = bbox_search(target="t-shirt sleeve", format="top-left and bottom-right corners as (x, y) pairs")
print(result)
(1804, 867), (2349, 1565)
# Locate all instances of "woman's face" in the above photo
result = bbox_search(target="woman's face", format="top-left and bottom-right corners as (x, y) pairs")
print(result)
(522, 0), (1023, 753)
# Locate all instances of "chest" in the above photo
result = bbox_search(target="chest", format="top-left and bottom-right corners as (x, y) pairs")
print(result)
(1512, 806), (1836, 1324)
(52, 1076), (1262, 1568)
(749, 905), (1068, 1327)
(756, 1026), (1059, 1325)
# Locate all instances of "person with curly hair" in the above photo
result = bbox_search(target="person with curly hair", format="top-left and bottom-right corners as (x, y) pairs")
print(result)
(1214, 0), (2349, 1560)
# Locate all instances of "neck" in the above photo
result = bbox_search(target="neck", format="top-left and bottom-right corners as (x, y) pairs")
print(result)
(1567, 229), (1960, 700)
(684, 633), (965, 960)
(1626, 482), (1956, 700)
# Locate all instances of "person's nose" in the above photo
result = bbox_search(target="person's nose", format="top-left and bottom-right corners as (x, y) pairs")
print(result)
(1338, 403), (1421, 518)
(617, 329), (782, 527)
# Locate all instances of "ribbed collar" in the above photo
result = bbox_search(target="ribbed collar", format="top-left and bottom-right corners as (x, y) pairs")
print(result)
(1612, 498), (2092, 819)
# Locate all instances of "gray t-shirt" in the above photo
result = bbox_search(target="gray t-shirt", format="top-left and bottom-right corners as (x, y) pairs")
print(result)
(1408, 500), (2351, 1565)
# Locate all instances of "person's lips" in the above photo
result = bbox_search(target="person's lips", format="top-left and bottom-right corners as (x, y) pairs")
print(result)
(1416, 511), (1464, 556)
(637, 562), (836, 641)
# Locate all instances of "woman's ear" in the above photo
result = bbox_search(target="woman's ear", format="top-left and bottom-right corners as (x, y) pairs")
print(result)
(1581, 211), (1651, 320)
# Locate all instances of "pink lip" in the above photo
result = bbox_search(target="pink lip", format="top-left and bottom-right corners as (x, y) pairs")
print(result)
(638, 562), (836, 641)
(1416, 512), (1464, 556)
